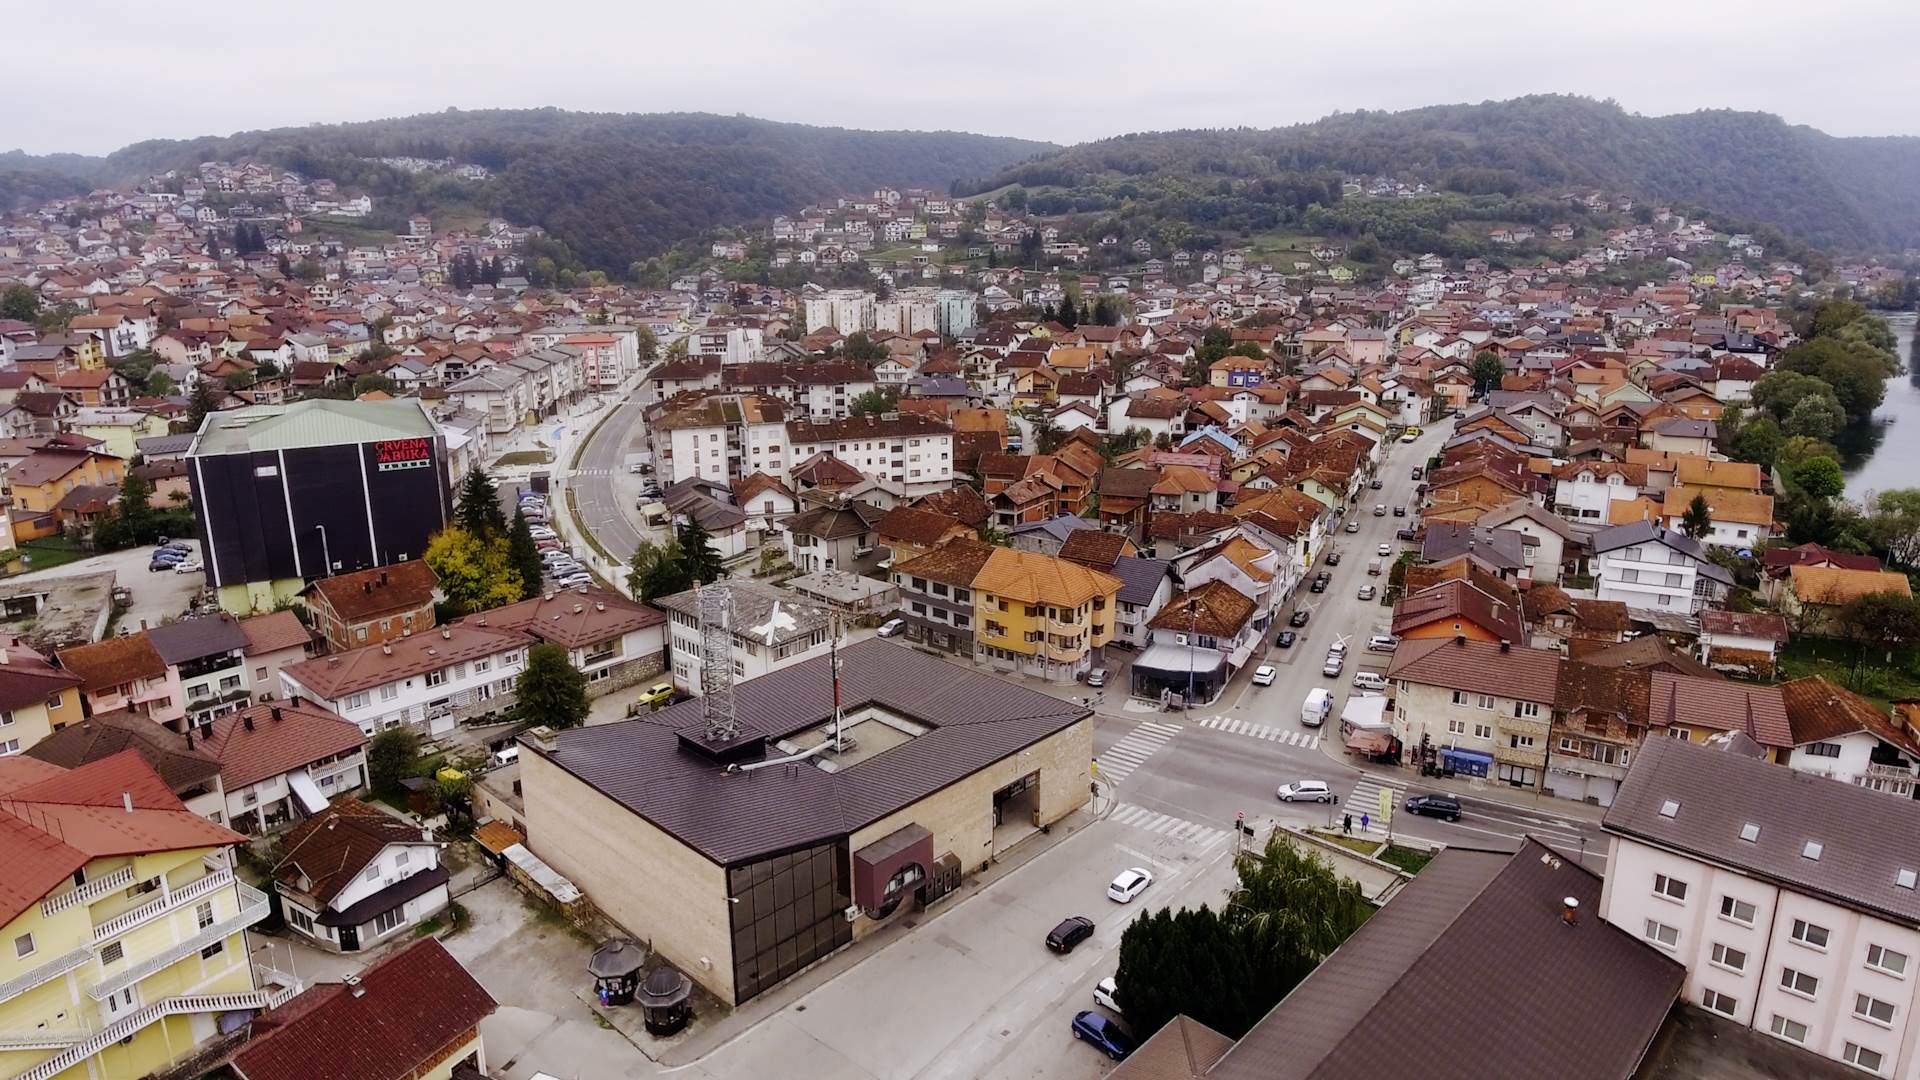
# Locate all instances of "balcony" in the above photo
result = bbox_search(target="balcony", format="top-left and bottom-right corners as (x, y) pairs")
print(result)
(0, 946), (93, 1009)
(1554, 755), (1629, 782)
(11, 984), (299, 1080)
(89, 883), (270, 1001)
(41, 865), (136, 918)
(92, 868), (235, 944)
(1494, 743), (1546, 769)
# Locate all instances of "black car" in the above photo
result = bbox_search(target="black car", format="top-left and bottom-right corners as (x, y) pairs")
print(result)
(1369, 478), (1384, 490)
(1393, 505), (1406, 517)
(1404, 794), (1462, 822)
(1326, 550), (1343, 566)
(1276, 630), (1297, 648)
(1395, 527), (1417, 541)
(1309, 577), (1328, 594)
(1047, 916), (1095, 954)
(1289, 608), (1311, 626)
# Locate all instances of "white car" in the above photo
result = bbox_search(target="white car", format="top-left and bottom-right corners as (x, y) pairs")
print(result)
(1107, 867), (1154, 904)
(1353, 671), (1390, 692)
(1344, 520), (1360, 533)
(1377, 543), (1392, 557)
(1357, 584), (1376, 600)
(876, 618), (906, 638)
(1093, 976), (1122, 1014)
(173, 559), (203, 575)
(528, 526), (557, 540)
(1251, 664), (1276, 687)
(1277, 780), (1335, 803)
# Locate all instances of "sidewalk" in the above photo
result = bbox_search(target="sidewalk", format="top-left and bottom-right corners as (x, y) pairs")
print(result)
(1315, 734), (1608, 824)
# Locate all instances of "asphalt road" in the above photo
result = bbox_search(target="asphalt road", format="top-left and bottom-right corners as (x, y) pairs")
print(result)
(569, 394), (650, 564)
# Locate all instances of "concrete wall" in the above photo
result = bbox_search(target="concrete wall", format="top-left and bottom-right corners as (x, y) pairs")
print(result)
(519, 748), (736, 1002)
(847, 718), (1091, 941)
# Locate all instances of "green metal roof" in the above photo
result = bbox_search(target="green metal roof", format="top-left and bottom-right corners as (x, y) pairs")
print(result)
(189, 399), (439, 456)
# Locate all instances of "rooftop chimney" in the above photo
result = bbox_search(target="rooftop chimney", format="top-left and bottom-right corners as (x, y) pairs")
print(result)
(184, 729), (194, 750)
(346, 974), (364, 998)
(243, 714), (254, 731)
(382, 643), (392, 655)
(1454, 633), (1466, 646)
(380, 570), (388, 587)
(363, 581), (372, 594)
(270, 706), (282, 722)
(1562, 897), (1580, 926)
(1499, 639), (1511, 652)
(140, 619), (148, 631)
(121, 791), (133, 813)
(441, 628), (452, 640)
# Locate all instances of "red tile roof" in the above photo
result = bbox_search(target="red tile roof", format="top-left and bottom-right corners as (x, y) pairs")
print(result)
(231, 938), (496, 1080)
(275, 798), (430, 905)
(197, 701), (368, 790)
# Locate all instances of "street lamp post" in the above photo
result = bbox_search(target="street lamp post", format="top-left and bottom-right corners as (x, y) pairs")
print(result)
(314, 525), (331, 575)
(1185, 596), (1197, 706)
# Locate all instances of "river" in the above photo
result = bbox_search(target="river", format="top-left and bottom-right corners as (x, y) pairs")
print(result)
(1840, 311), (1920, 504)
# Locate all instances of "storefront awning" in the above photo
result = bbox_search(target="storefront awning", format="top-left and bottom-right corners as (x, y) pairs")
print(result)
(1131, 642), (1228, 678)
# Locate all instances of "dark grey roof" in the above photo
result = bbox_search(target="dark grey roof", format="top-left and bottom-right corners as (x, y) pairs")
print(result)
(135, 433), (196, 457)
(1605, 736), (1920, 927)
(1419, 524), (1526, 571)
(146, 614), (251, 664)
(654, 580), (832, 646)
(1109, 555), (1172, 607)
(531, 640), (1088, 866)
(1009, 513), (1097, 544)
(1208, 840), (1682, 1080)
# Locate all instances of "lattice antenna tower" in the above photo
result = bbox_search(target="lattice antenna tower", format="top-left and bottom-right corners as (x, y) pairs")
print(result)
(698, 583), (739, 742)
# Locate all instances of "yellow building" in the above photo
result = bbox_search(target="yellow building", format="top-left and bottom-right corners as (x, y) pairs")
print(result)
(0, 751), (276, 1080)
(971, 547), (1120, 680)
(71, 412), (171, 463)
(0, 639), (83, 756)
(3, 451), (124, 516)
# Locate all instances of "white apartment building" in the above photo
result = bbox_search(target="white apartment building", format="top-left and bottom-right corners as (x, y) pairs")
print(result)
(653, 394), (791, 486)
(1591, 521), (1733, 614)
(1552, 462), (1647, 523)
(688, 325), (766, 365)
(802, 289), (876, 335)
(654, 581), (835, 695)
(279, 625), (530, 738)
(785, 414), (955, 495)
(1601, 736), (1920, 1079)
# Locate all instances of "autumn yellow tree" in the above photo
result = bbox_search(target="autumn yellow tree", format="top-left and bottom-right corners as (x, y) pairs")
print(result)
(424, 525), (524, 615)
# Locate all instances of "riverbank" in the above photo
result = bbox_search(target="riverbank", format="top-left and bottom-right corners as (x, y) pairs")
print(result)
(1841, 311), (1919, 502)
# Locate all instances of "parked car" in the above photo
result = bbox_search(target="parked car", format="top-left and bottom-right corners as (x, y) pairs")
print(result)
(1344, 520), (1360, 534)
(1289, 608), (1311, 627)
(1412, 466), (1423, 479)
(1393, 505), (1406, 517)
(1251, 664), (1276, 687)
(1326, 550), (1343, 566)
(1400, 431), (1420, 443)
(638, 682), (676, 707)
(1047, 916), (1095, 954)
(1071, 1010), (1134, 1062)
(1353, 671), (1390, 692)
(1276, 630), (1297, 649)
(1309, 577), (1328, 594)
(1322, 653), (1344, 677)
(535, 539), (563, 552)
(1107, 867), (1154, 904)
(876, 618), (905, 638)
(1369, 478), (1384, 490)
(1405, 794), (1463, 822)
(1085, 667), (1108, 689)
(1367, 634), (1398, 652)
(1395, 527), (1418, 541)
(557, 574), (591, 589)
(1093, 976), (1122, 1014)
(1277, 780), (1335, 803)
(1373, 504), (1386, 516)
(529, 526), (558, 540)
(173, 559), (203, 575)
(1357, 584), (1376, 600)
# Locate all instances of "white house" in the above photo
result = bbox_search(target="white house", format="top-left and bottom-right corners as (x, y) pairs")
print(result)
(1590, 521), (1732, 614)
(274, 798), (448, 953)
(784, 414), (955, 496)
(1386, 637), (1560, 791)
(1552, 461), (1647, 523)
(655, 580), (835, 695)
(1600, 737), (1920, 1079)
(280, 624), (531, 737)
(1780, 676), (1920, 799)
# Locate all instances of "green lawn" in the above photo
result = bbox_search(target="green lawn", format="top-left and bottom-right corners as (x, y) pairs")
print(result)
(14, 537), (92, 574)
(1776, 637), (1920, 708)
(494, 450), (553, 467)
(1378, 846), (1433, 875)
(1309, 829), (1382, 857)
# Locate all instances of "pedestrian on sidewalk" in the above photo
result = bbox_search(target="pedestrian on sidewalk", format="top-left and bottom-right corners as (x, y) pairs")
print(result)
(1361, 812), (1370, 831)
(1342, 813), (1352, 835)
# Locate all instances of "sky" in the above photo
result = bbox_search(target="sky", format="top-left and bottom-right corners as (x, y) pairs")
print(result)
(7, 0), (1919, 156)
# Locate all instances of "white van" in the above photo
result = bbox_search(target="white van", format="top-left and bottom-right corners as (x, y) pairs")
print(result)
(1302, 688), (1334, 727)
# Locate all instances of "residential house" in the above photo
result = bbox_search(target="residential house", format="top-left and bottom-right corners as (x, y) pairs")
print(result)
(56, 632), (185, 729)
(273, 798), (447, 953)
(890, 537), (997, 656)
(5, 448), (125, 516)
(1391, 577), (1526, 644)
(876, 504), (974, 570)
(1133, 580), (1262, 704)
(1650, 671), (1792, 759)
(1661, 486), (1775, 550)
(655, 579), (835, 694)
(148, 614), (254, 727)
(0, 636), (84, 755)
(1698, 609), (1789, 678)
(970, 547), (1120, 681)
(279, 624), (532, 738)
(1477, 499), (1581, 585)
(462, 585), (666, 693)
(1781, 676), (1920, 799)
(304, 562), (440, 651)
(238, 609), (317, 699)
(1599, 736), (1920, 1078)
(782, 499), (885, 576)
(1548, 660), (1652, 808)
(1553, 461), (1648, 523)
(1387, 636), (1561, 789)
(1767, 566), (1912, 633)
(216, 939), (494, 1080)
(1591, 522), (1733, 614)
(0, 751), (271, 1080)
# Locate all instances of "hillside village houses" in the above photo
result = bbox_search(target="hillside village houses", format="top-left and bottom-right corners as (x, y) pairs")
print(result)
(4, 150), (1919, 1080)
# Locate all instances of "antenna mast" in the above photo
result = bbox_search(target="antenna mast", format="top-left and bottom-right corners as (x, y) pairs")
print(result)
(698, 583), (738, 742)
(830, 610), (844, 753)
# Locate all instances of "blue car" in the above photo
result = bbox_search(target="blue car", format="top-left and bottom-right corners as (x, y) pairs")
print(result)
(1071, 1010), (1134, 1061)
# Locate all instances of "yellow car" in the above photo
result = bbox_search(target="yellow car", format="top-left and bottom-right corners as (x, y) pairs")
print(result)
(638, 682), (676, 708)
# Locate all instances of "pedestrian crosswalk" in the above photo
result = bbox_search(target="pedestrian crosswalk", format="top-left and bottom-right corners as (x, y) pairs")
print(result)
(1094, 721), (1181, 785)
(1192, 715), (1322, 749)
(1346, 773), (1408, 835)
(1109, 803), (1231, 850)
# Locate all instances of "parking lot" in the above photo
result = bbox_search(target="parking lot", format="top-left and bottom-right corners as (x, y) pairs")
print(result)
(8, 541), (208, 631)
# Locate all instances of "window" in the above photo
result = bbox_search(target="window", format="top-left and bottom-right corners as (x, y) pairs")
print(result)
(1868, 944), (1908, 976)
(1719, 895), (1756, 926)
(1473, 724), (1492, 739)
(1476, 694), (1495, 710)
(425, 670), (445, 688)
(196, 900), (214, 930)
(1516, 701), (1541, 718)
(13, 933), (32, 958)
(345, 692), (370, 711)
(1447, 718), (1466, 735)
(364, 864), (380, 882)
(1451, 690), (1468, 706)
(1654, 874), (1688, 902)
(1511, 734), (1536, 749)
(379, 683), (397, 701)
(1711, 943), (1747, 973)
(1844, 1043), (1884, 1073)
(1769, 1014), (1808, 1044)
(1791, 919), (1830, 950)
(1702, 988), (1738, 1017)
(374, 907), (405, 935)
(1805, 741), (1842, 758)
(396, 850), (410, 867)
(1855, 994), (1897, 1026)
(101, 941), (124, 965)
(200, 940), (224, 961)
(1559, 738), (1576, 752)
(1779, 967), (1819, 999)
(287, 908), (314, 933)
(1644, 919), (1679, 949)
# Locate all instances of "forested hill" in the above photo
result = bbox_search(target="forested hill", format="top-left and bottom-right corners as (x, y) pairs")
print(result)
(0, 110), (1054, 271)
(961, 96), (1920, 252)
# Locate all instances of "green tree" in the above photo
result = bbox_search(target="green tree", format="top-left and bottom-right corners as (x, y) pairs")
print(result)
(456, 470), (508, 540)
(352, 373), (398, 397)
(1791, 455), (1846, 501)
(843, 332), (889, 362)
(185, 381), (222, 431)
(506, 508), (546, 601)
(368, 727), (421, 796)
(1229, 834), (1374, 1013)
(116, 470), (157, 544)
(677, 518), (725, 585)
(1862, 489), (1920, 568)
(849, 387), (903, 416)
(664, 335), (689, 359)
(1783, 394), (1844, 441)
(626, 537), (684, 598)
(1838, 591), (1920, 664)
(1470, 351), (1504, 397)
(513, 642), (591, 729)
(636, 326), (659, 364)
(424, 526), (524, 615)
(1091, 296), (1118, 326)
(1751, 370), (1837, 421)
(0, 284), (39, 322)
(1776, 435), (1840, 476)
(1730, 416), (1783, 465)
(1114, 905), (1260, 1041)
(1680, 493), (1713, 539)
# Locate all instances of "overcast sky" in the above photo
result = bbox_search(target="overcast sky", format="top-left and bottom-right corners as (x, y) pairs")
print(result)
(8, 1), (1918, 156)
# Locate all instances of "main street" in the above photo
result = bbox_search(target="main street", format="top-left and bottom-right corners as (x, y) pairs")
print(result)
(569, 393), (651, 564)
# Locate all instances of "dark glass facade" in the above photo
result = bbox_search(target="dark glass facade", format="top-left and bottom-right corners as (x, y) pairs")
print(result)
(727, 840), (852, 1004)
